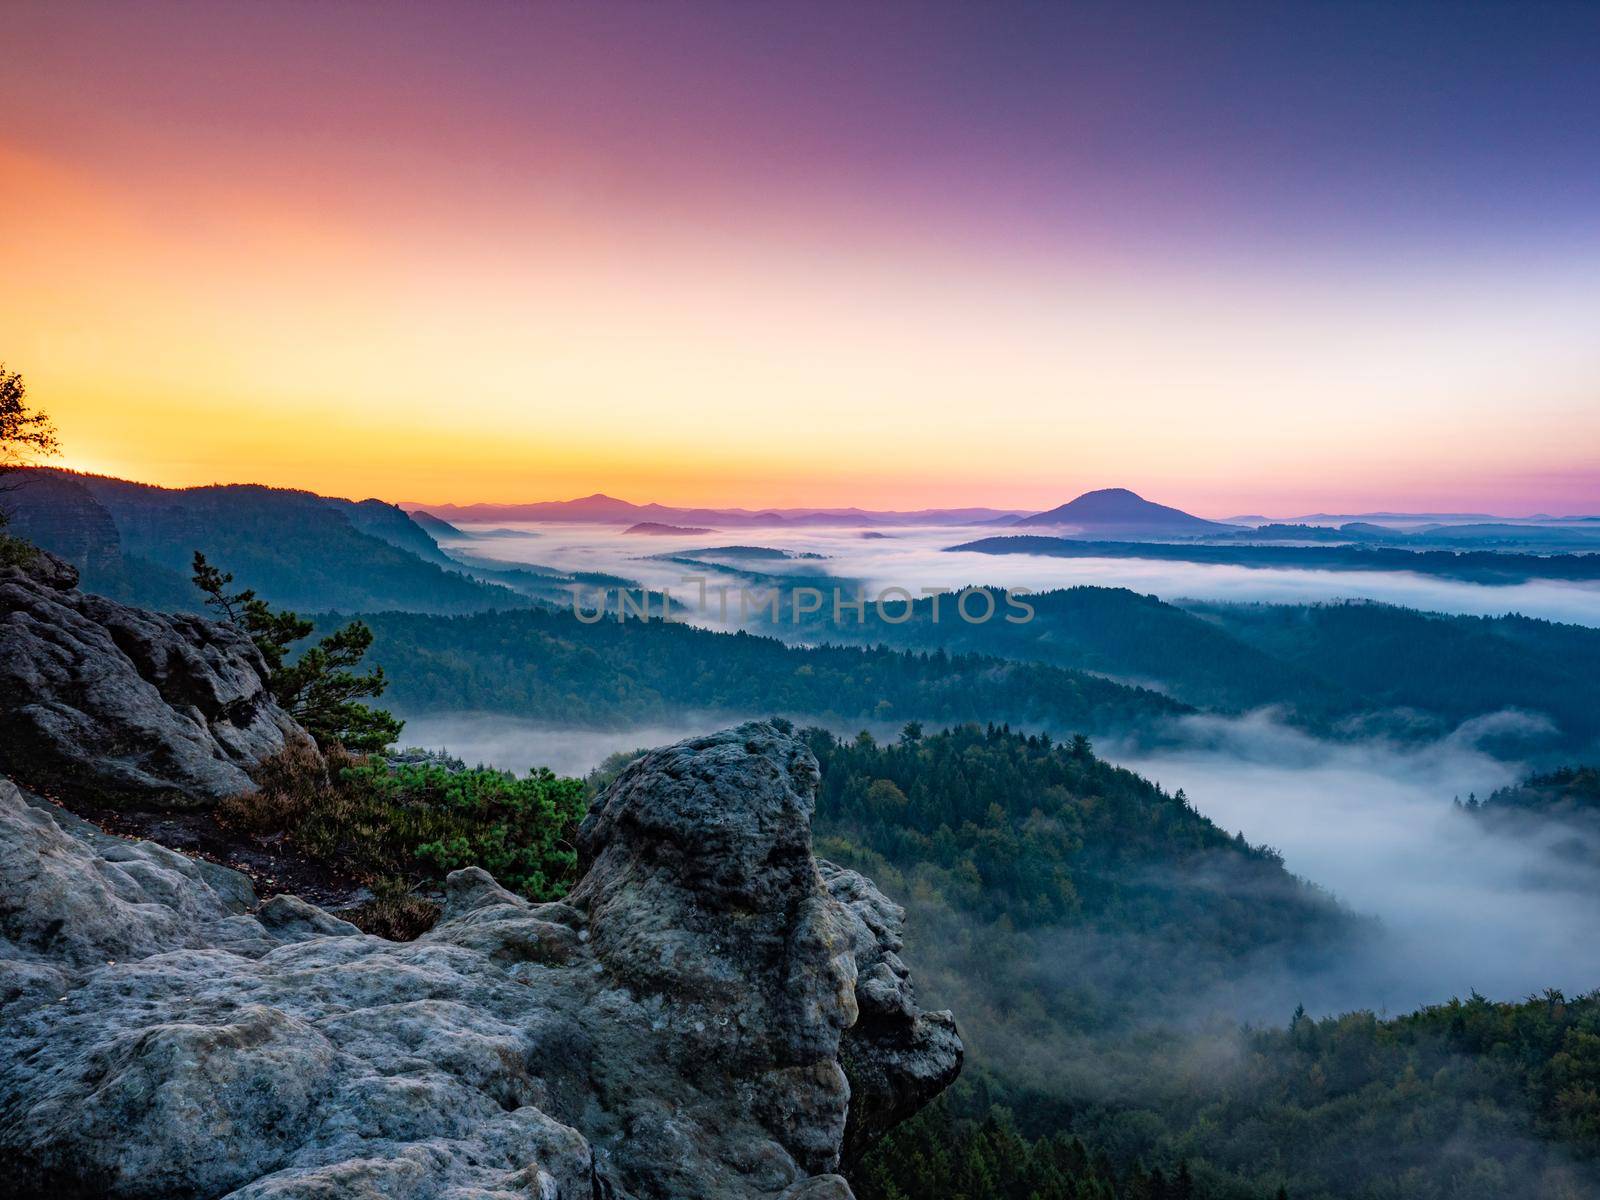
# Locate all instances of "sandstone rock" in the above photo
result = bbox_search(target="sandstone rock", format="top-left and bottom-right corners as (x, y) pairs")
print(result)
(0, 723), (960, 1199)
(0, 552), (307, 807)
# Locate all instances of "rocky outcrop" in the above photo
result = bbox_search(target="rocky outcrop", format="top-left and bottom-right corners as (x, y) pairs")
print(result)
(0, 723), (960, 1199)
(0, 551), (306, 808)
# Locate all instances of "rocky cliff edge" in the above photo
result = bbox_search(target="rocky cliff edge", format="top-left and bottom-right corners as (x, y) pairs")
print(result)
(0, 550), (305, 807)
(0, 722), (961, 1199)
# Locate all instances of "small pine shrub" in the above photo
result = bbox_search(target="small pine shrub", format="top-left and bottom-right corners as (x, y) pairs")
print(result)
(223, 744), (587, 910)
(342, 759), (586, 900)
(0, 533), (39, 568)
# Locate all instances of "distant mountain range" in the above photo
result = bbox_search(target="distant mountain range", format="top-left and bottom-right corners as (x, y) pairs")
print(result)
(2, 469), (523, 614)
(402, 487), (1241, 533)
(409, 486), (1334, 537)
(1231, 511), (1600, 527)
(401, 493), (1027, 528)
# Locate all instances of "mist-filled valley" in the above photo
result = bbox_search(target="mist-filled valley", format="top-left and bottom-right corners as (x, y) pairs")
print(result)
(395, 706), (1600, 1020)
(8, 8), (1600, 1197)
(4, 468), (1600, 1199)
(443, 520), (1600, 629)
(361, 517), (1600, 1196)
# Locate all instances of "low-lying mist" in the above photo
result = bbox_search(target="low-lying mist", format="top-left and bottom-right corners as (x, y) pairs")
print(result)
(392, 712), (734, 778)
(452, 522), (1600, 627)
(1105, 711), (1600, 1016)
(393, 710), (911, 777)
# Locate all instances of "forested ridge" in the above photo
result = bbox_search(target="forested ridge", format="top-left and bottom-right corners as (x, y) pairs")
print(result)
(858, 990), (1600, 1200)
(779, 586), (1600, 752)
(4, 468), (522, 613)
(804, 722), (1340, 940)
(1460, 765), (1600, 877)
(951, 536), (1600, 584)
(1192, 603), (1600, 749)
(344, 607), (1189, 731)
(785, 725), (1600, 1200)
(1470, 766), (1600, 820)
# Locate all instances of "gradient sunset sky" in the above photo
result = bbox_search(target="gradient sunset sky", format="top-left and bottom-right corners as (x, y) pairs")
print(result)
(3, 1), (1597, 515)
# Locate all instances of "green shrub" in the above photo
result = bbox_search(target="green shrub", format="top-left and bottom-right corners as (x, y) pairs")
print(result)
(222, 746), (588, 921)
(0, 533), (38, 568)
(341, 759), (586, 900)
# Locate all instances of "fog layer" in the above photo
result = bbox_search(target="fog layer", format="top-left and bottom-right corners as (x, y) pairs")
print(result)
(1107, 711), (1600, 1014)
(453, 522), (1600, 627)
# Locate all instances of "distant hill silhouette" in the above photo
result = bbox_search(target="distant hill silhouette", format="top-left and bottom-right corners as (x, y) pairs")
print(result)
(1014, 488), (1223, 535)
(624, 522), (716, 536)
(3, 469), (522, 614)
(404, 494), (1025, 528)
(409, 510), (469, 540)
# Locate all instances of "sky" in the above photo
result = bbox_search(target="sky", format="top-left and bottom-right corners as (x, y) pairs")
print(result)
(2, 0), (1598, 516)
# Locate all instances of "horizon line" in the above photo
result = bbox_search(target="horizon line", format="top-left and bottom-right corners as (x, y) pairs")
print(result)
(29, 464), (1600, 523)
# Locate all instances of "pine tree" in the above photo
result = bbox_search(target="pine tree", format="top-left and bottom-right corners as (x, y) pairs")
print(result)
(192, 551), (401, 752)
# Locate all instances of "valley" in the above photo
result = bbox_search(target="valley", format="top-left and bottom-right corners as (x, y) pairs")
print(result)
(4, 461), (1599, 1199)
(6, 7), (1598, 1195)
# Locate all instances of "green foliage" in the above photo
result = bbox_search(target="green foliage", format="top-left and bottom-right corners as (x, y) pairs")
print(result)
(192, 548), (314, 666)
(193, 551), (401, 752)
(801, 584), (1600, 753)
(342, 758), (585, 899)
(220, 743), (586, 908)
(1461, 764), (1600, 875)
(859, 989), (1600, 1199)
(1475, 765), (1600, 817)
(855, 1096), (1158, 1200)
(1197, 600), (1600, 750)
(818, 725), (1600, 1199)
(788, 583), (1318, 718)
(0, 532), (39, 567)
(805, 722), (1339, 938)
(347, 605), (1187, 733)
(273, 620), (401, 754)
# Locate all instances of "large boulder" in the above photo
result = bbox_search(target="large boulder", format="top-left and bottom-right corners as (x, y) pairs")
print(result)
(0, 723), (960, 1199)
(570, 724), (962, 1177)
(0, 551), (306, 807)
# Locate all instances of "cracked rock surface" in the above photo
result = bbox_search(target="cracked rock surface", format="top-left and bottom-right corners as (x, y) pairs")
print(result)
(0, 553), (305, 808)
(0, 723), (960, 1199)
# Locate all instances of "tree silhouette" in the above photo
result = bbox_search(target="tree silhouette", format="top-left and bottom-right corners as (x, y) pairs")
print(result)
(0, 363), (60, 520)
